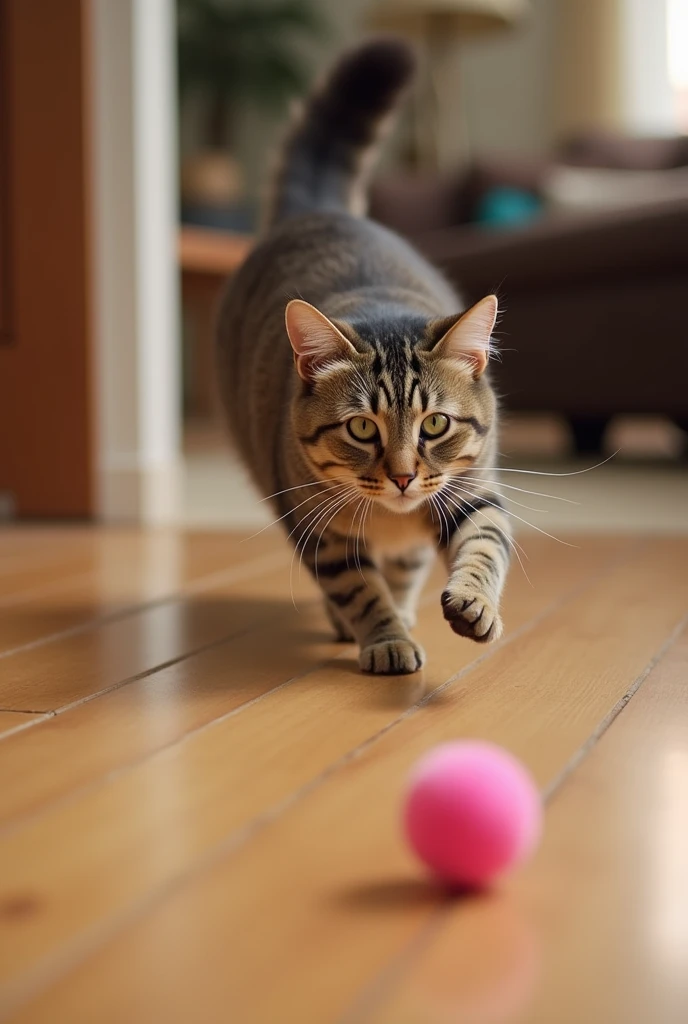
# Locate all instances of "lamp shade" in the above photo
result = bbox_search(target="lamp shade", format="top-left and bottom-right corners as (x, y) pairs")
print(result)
(369, 0), (530, 36)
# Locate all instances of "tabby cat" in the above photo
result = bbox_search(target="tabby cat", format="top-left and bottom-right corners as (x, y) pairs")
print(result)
(217, 39), (512, 675)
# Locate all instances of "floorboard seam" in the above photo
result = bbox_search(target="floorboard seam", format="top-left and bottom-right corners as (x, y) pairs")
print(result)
(540, 609), (688, 803)
(0, 546), (286, 663)
(338, 606), (688, 1024)
(0, 541), (636, 822)
(0, 590), (437, 833)
(0, 616), (290, 731)
(1, 542), (640, 1016)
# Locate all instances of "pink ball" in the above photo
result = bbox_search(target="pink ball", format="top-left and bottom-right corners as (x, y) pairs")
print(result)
(404, 741), (542, 888)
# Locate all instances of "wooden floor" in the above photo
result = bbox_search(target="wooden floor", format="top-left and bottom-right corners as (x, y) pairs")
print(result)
(0, 527), (687, 1023)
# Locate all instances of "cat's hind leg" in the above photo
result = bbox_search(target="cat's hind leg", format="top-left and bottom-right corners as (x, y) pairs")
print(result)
(324, 599), (354, 642)
(382, 546), (435, 631)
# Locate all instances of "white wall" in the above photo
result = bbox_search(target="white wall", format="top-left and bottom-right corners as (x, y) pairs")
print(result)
(460, 0), (558, 158)
(227, 0), (558, 194)
(621, 0), (675, 133)
(91, 0), (182, 522)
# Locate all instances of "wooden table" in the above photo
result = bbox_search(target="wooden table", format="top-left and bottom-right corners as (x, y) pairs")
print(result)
(1, 526), (687, 1020)
(178, 226), (252, 419)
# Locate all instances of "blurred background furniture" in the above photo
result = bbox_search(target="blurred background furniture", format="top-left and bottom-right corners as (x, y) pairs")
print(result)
(371, 132), (688, 452)
(177, 0), (326, 233)
(180, 226), (252, 419)
(369, 0), (530, 167)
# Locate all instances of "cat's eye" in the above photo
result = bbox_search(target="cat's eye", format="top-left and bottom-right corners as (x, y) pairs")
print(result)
(420, 413), (450, 439)
(347, 416), (379, 442)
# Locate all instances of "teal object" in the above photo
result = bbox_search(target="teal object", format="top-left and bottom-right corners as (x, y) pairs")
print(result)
(475, 187), (542, 229)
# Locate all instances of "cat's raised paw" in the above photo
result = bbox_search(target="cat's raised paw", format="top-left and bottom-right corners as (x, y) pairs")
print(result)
(441, 588), (503, 644)
(359, 637), (425, 675)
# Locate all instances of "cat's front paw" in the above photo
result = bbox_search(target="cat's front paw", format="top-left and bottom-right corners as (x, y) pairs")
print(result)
(441, 588), (503, 644)
(359, 637), (425, 675)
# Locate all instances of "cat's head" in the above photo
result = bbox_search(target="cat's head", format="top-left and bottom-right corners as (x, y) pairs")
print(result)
(285, 296), (498, 514)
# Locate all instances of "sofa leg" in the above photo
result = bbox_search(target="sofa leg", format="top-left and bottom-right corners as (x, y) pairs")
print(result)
(675, 418), (688, 458)
(568, 415), (610, 455)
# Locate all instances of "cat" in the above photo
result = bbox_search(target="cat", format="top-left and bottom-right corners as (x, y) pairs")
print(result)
(217, 39), (512, 675)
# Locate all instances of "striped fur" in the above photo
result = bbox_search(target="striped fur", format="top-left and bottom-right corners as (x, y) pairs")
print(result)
(264, 39), (416, 226)
(217, 40), (511, 675)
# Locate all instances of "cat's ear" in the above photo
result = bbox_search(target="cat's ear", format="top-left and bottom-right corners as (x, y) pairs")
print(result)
(285, 299), (356, 381)
(430, 295), (498, 377)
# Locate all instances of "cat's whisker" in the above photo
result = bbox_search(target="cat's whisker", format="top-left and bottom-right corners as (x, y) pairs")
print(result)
(427, 496), (444, 535)
(446, 500), (464, 546)
(300, 488), (359, 566)
(347, 495), (369, 576)
(259, 477), (350, 502)
(248, 482), (347, 541)
(290, 491), (345, 602)
(444, 480), (549, 515)
(468, 452), (619, 478)
(428, 494), (441, 544)
(292, 490), (357, 606)
(361, 497), (373, 561)
(441, 489), (531, 584)
(349, 498), (363, 576)
(441, 491), (485, 546)
(313, 493), (355, 581)
(296, 486), (357, 561)
(360, 497), (374, 577)
(311, 491), (363, 581)
(443, 486), (529, 565)
(313, 491), (361, 582)
(354, 498), (369, 577)
(431, 492), (452, 547)
(440, 485), (527, 559)
(447, 481), (577, 550)
(462, 476), (580, 505)
(289, 487), (358, 605)
(286, 484), (351, 543)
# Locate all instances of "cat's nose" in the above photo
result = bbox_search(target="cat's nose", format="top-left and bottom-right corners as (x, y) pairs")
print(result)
(388, 472), (416, 493)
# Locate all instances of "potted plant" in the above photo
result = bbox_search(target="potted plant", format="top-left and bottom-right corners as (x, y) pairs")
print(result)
(177, 0), (327, 230)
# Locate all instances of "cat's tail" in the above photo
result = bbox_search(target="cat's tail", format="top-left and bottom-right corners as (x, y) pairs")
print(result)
(264, 38), (416, 228)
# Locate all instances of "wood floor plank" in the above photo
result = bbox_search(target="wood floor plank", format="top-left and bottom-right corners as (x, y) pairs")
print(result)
(0, 599), (334, 827)
(363, 626), (688, 1024)
(0, 527), (139, 598)
(0, 530), (243, 602)
(0, 528), (97, 558)
(0, 562), (93, 604)
(0, 537), (637, 1012)
(0, 538), (620, 826)
(0, 529), (133, 574)
(0, 546), (98, 595)
(4, 539), (684, 1022)
(0, 545), (293, 712)
(0, 530), (283, 653)
(0, 713), (45, 738)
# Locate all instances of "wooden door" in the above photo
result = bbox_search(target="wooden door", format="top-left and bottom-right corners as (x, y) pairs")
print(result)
(0, 0), (94, 517)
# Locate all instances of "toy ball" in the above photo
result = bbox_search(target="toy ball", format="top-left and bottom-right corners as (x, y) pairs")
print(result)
(404, 741), (542, 888)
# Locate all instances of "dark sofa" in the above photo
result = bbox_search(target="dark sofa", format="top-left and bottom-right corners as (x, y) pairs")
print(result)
(370, 134), (688, 452)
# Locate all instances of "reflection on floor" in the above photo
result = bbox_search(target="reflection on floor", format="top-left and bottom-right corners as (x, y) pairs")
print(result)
(2, 526), (688, 1019)
(184, 415), (688, 533)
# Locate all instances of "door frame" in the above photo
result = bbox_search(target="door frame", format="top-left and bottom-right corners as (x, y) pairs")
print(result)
(90, 0), (182, 523)
(0, 0), (181, 522)
(0, 0), (94, 517)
